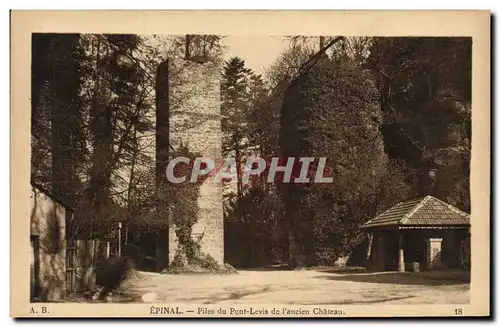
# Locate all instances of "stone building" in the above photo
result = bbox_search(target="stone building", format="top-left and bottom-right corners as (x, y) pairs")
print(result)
(155, 58), (224, 268)
(361, 195), (470, 272)
(30, 184), (69, 301)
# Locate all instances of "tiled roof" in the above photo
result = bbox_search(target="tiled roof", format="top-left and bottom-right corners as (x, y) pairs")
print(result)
(361, 196), (470, 229)
(31, 181), (73, 211)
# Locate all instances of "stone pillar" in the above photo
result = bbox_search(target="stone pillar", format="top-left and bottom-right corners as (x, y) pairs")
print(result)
(426, 237), (443, 270)
(365, 233), (373, 269)
(398, 232), (405, 272)
(167, 59), (224, 264)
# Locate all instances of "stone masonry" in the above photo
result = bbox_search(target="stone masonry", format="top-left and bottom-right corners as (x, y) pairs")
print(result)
(166, 58), (224, 264)
(30, 186), (67, 301)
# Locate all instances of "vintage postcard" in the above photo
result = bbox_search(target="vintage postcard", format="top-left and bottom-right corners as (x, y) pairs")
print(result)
(10, 10), (490, 318)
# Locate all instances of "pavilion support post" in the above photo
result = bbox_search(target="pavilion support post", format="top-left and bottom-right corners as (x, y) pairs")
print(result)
(398, 231), (405, 272)
(365, 233), (373, 269)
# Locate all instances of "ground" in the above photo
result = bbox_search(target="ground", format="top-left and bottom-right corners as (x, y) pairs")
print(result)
(74, 268), (469, 305)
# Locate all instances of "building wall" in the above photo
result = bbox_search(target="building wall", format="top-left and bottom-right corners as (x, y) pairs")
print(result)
(30, 187), (67, 301)
(167, 59), (224, 264)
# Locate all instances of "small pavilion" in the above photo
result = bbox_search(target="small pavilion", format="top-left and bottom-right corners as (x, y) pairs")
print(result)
(361, 195), (470, 272)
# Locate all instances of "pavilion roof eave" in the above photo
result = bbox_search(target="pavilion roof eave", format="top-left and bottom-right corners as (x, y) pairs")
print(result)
(360, 224), (471, 232)
(398, 224), (470, 230)
(360, 196), (470, 231)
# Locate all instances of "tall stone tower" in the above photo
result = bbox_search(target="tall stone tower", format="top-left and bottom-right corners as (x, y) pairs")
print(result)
(156, 58), (224, 266)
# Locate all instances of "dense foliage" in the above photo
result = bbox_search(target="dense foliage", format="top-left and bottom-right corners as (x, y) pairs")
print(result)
(280, 58), (388, 265)
(366, 37), (472, 211)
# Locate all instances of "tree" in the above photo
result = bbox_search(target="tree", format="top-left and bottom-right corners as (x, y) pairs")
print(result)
(31, 34), (160, 240)
(221, 57), (253, 198)
(224, 186), (286, 267)
(32, 34), (83, 236)
(246, 74), (275, 160)
(75, 34), (155, 239)
(281, 58), (387, 266)
(366, 37), (472, 211)
(184, 34), (225, 63)
(31, 34), (89, 241)
(222, 57), (292, 267)
(329, 37), (372, 64)
(265, 42), (314, 88)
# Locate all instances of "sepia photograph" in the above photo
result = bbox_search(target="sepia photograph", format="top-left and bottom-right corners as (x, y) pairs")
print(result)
(11, 11), (490, 318)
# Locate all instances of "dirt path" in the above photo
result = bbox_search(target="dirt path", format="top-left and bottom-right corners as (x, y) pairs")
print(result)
(114, 269), (469, 305)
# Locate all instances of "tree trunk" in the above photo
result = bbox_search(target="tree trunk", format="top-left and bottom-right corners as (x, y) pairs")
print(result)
(89, 36), (113, 238)
(235, 143), (243, 199)
(49, 35), (81, 204)
(319, 36), (325, 51)
(185, 35), (192, 60)
(125, 125), (138, 245)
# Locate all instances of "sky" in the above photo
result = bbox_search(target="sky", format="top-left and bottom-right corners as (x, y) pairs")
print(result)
(221, 36), (289, 76)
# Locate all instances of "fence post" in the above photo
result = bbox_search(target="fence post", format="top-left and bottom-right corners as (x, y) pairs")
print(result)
(118, 222), (122, 257)
(93, 240), (99, 265)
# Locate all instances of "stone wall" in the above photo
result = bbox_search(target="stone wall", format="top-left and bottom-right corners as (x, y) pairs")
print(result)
(30, 186), (67, 301)
(167, 59), (224, 264)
